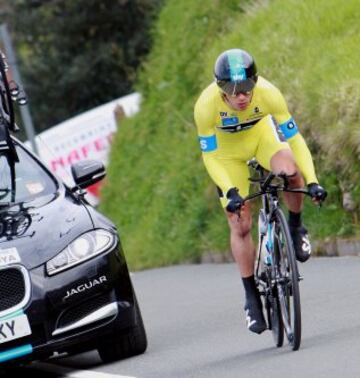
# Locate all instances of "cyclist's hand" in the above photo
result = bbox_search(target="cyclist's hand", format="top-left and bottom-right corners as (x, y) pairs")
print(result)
(308, 183), (327, 203)
(226, 187), (244, 213)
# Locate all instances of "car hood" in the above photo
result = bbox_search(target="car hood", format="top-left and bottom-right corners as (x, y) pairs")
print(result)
(0, 191), (94, 270)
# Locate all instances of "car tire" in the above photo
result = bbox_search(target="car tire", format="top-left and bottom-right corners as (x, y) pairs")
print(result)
(97, 293), (147, 363)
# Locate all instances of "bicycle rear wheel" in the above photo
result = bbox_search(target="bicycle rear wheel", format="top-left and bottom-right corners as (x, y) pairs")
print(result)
(273, 208), (301, 350)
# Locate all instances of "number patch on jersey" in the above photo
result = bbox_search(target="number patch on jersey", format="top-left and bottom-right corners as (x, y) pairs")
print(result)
(279, 117), (299, 139)
(199, 135), (217, 152)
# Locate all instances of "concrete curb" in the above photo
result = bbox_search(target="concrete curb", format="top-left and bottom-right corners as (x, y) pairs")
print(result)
(313, 237), (360, 257)
(200, 237), (360, 263)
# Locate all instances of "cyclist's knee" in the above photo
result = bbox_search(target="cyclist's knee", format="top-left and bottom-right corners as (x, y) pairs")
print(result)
(229, 219), (252, 238)
(226, 204), (252, 238)
(287, 170), (304, 187)
(271, 149), (303, 184)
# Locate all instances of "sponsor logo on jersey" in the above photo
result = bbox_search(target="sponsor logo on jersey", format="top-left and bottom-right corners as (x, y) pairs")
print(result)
(288, 121), (295, 129)
(279, 117), (299, 139)
(221, 116), (240, 127)
(200, 140), (207, 150)
(199, 135), (217, 152)
(248, 108), (264, 120)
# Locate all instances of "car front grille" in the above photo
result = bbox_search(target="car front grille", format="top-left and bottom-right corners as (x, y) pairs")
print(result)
(0, 267), (26, 312)
(57, 294), (111, 329)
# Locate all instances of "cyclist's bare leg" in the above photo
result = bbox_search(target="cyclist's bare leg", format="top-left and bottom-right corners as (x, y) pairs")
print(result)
(270, 149), (311, 262)
(225, 202), (267, 333)
(225, 202), (255, 277)
(270, 149), (304, 212)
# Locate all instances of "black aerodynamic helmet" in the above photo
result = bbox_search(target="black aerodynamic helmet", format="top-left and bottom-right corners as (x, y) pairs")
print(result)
(214, 49), (258, 96)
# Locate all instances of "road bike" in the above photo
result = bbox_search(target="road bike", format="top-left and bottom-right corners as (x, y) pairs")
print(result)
(0, 50), (22, 203)
(244, 159), (311, 351)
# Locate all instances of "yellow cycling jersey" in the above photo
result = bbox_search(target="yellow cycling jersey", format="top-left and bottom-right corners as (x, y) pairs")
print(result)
(194, 76), (318, 199)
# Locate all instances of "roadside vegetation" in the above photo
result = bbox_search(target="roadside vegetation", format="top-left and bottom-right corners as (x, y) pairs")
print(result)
(6, 0), (163, 133)
(101, 0), (359, 269)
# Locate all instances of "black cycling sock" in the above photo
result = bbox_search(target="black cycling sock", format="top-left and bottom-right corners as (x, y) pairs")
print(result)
(288, 211), (302, 228)
(242, 275), (258, 302)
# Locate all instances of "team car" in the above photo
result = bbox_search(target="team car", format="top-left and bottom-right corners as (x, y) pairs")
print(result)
(0, 52), (147, 367)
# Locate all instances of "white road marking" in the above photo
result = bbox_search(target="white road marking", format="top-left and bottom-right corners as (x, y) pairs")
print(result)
(31, 362), (137, 378)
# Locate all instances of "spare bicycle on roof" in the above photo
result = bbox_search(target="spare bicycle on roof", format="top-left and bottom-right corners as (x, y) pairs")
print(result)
(0, 50), (28, 202)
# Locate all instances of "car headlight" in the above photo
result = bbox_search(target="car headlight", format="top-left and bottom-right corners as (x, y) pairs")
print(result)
(46, 229), (116, 276)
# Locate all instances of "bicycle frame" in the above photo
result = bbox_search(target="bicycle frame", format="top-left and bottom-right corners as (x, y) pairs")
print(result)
(243, 160), (310, 350)
(256, 189), (280, 282)
(244, 166), (306, 279)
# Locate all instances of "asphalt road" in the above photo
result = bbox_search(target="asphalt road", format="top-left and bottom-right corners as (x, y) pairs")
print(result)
(15, 257), (360, 377)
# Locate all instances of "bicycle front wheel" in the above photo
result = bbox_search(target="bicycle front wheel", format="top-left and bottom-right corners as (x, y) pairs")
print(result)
(267, 283), (284, 348)
(273, 208), (301, 351)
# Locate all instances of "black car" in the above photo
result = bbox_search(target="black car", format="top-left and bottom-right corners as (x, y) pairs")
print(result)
(0, 52), (147, 367)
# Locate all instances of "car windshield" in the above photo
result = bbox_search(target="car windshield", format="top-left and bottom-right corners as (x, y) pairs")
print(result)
(0, 142), (58, 204)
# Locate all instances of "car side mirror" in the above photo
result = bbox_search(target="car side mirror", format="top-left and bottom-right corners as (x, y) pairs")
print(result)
(70, 160), (106, 190)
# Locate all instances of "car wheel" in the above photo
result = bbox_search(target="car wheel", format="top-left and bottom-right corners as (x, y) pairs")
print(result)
(97, 294), (147, 363)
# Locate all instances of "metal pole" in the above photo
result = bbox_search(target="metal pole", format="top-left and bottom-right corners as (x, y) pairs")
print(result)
(0, 23), (38, 155)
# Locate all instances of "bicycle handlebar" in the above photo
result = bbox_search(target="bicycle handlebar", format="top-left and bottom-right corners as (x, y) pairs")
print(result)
(244, 170), (311, 203)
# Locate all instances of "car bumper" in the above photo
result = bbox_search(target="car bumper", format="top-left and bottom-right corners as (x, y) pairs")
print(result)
(0, 242), (136, 365)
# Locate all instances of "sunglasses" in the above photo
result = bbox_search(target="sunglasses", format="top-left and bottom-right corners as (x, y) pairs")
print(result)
(217, 79), (255, 97)
(226, 90), (252, 97)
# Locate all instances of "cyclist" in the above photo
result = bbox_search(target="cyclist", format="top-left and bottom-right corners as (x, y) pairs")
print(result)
(194, 49), (326, 334)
